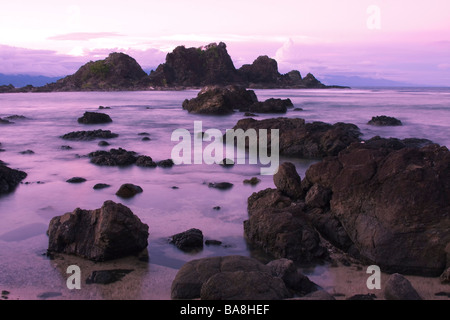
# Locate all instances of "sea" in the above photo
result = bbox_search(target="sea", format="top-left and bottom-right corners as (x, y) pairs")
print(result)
(0, 87), (449, 299)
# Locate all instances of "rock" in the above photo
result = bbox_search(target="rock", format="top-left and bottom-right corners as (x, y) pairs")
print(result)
(273, 162), (302, 199)
(77, 111), (112, 124)
(232, 117), (362, 158)
(135, 156), (157, 168)
(293, 108), (304, 111)
(88, 148), (138, 166)
(86, 269), (133, 285)
(266, 258), (319, 295)
(347, 293), (377, 300)
(115, 183), (143, 198)
(219, 158), (234, 167)
(243, 177), (261, 185)
(305, 184), (332, 208)
(170, 228), (204, 252)
(440, 267), (450, 284)
(182, 85), (257, 115)
(0, 164), (27, 194)
(4, 115), (29, 120)
(205, 239), (222, 246)
(212, 206), (221, 210)
(201, 271), (290, 300)
(384, 273), (422, 300)
(61, 129), (118, 141)
(239, 55), (280, 85)
(93, 183), (111, 190)
(302, 73), (326, 88)
(157, 159), (174, 168)
(42, 52), (149, 91)
(19, 149), (35, 155)
(303, 136), (450, 275)
(141, 137), (151, 141)
(60, 145), (72, 150)
(66, 177), (86, 183)
(368, 115), (402, 126)
(208, 182), (233, 190)
(171, 255), (275, 299)
(245, 98), (293, 113)
(138, 132), (150, 136)
(0, 118), (14, 124)
(47, 200), (149, 261)
(98, 106), (111, 109)
(98, 140), (110, 147)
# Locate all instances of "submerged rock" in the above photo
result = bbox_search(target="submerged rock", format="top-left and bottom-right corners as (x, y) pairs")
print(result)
(89, 148), (138, 166)
(208, 182), (234, 190)
(244, 98), (293, 114)
(157, 159), (174, 168)
(135, 156), (157, 168)
(93, 183), (111, 190)
(47, 200), (149, 261)
(115, 183), (143, 198)
(368, 115), (402, 126)
(77, 111), (112, 124)
(66, 177), (87, 183)
(61, 129), (118, 141)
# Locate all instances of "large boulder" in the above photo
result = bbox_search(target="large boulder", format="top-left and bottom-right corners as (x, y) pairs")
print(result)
(47, 200), (149, 261)
(232, 117), (362, 158)
(239, 55), (280, 84)
(77, 111), (112, 124)
(182, 85), (257, 115)
(171, 255), (290, 300)
(384, 273), (422, 300)
(273, 162), (302, 199)
(303, 136), (450, 275)
(0, 164), (27, 194)
(170, 228), (204, 252)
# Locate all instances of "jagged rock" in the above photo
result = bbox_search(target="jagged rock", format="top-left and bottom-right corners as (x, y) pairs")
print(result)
(239, 55), (280, 84)
(0, 164), (27, 194)
(182, 85), (257, 115)
(273, 162), (302, 199)
(170, 228), (204, 252)
(88, 148), (138, 166)
(135, 155), (157, 168)
(61, 129), (118, 141)
(243, 177), (261, 185)
(368, 115), (402, 126)
(157, 159), (174, 168)
(77, 111), (112, 124)
(232, 117), (362, 158)
(47, 200), (149, 261)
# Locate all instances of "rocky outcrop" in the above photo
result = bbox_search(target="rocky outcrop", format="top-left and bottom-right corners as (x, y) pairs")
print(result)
(170, 228), (204, 252)
(42, 52), (149, 91)
(368, 115), (403, 126)
(273, 162), (302, 199)
(182, 85), (257, 115)
(47, 200), (149, 261)
(171, 255), (316, 300)
(88, 148), (138, 166)
(302, 137), (450, 276)
(232, 117), (362, 158)
(77, 112), (112, 124)
(60, 129), (118, 141)
(115, 183), (143, 198)
(0, 164), (27, 194)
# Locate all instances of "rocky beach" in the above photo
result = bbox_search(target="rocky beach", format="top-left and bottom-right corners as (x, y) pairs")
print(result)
(0, 43), (449, 301)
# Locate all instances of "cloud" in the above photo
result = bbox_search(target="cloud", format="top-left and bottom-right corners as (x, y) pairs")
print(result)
(48, 32), (124, 41)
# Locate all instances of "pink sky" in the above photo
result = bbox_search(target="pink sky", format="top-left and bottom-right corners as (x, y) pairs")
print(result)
(1, 0), (449, 85)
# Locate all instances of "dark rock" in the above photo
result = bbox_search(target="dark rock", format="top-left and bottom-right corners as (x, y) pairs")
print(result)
(47, 200), (149, 261)
(98, 140), (110, 147)
(77, 111), (112, 124)
(305, 184), (332, 208)
(304, 137), (450, 275)
(266, 258), (319, 295)
(243, 177), (261, 185)
(0, 164), (27, 194)
(89, 148), (138, 166)
(60, 145), (72, 150)
(0, 118), (14, 124)
(245, 98), (293, 114)
(61, 129), (118, 141)
(219, 158), (234, 167)
(232, 117), (362, 159)
(201, 270), (290, 300)
(384, 273), (422, 300)
(368, 115), (402, 126)
(273, 162), (302, 199)
(205, 239), (222, 246)
(141, 137), (151, 141)
(135, 155), (157, 168)
(5, 115), (28, 120)
(293, 107), (303, 111)
(19, 150), (34, 155)
(302, 73), (326, 88)
(208, 182), (233, 190)
(171, 255), (276, 299)
(182, 85), (257, 115)
(93, 183), (111, 190)
(347, 293), (377, 300)
(138, 132), (150, 136)
(212, 206), (221, 210)
(98, 106), (111, 109)
(157, 159), (175, 168)
(239, 55), (280, 85)
(86, 269), (133, 284)
(170, 228), (203, 252)
(115, 183), (143, 198)
(66, 177), (86, 183)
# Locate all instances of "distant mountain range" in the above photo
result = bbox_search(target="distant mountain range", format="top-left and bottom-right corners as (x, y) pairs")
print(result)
(0, 73), (62, 87)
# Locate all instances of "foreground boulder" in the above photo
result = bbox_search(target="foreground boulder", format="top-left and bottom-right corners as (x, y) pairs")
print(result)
(182, 85), (257, 115)
(232, 117), (362, 158)
(302, 137), (450, 275)
(77, 111), (112, 124)
(47, 200), (149, 261)
(0, 164), (27, 194)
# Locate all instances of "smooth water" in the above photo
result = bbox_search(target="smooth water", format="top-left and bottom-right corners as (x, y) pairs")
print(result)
(0, 88), (449, 298)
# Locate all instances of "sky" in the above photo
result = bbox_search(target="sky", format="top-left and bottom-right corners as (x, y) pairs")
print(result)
(0, 0), (449, 86)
